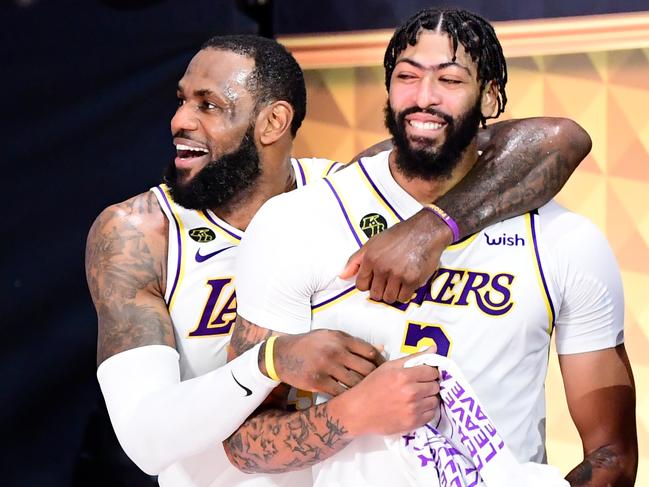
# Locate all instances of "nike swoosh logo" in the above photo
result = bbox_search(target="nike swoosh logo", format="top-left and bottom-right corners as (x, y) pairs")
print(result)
(195, 245), (235, 263)
(231, 371), (252, 396)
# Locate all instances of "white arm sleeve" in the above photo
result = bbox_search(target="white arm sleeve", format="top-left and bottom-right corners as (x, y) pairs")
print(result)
(236, 194), (319, 334)
(96, 343), (277, 475)
(539, 204), (625, 355)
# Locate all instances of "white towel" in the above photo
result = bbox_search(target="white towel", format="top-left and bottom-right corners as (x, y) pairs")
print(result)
(385, 354), (569, 487)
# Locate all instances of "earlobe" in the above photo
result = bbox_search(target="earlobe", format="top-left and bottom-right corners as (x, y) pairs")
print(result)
(480, 82), (498, 119)
(259, 101), (294, 146)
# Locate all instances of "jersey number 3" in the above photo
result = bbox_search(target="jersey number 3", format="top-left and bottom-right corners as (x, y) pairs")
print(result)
(401, 321), (451, 356)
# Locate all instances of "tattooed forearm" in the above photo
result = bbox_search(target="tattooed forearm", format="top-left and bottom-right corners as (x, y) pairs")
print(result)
(225, 402), (351, 473)
(566, 446), (634, 486)
(86, 192), (174, 365)
(436, 117), (591, 238)
(229, 316), (273, 358)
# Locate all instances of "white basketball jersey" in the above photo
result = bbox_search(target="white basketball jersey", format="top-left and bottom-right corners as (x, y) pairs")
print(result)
(235, 150), (623, 487)
(149, 157), (341, 487)
(307, 157), (553, 486)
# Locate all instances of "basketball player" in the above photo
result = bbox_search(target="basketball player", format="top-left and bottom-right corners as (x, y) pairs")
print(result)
(87, 34), (594, 487)
(227, 10), (637, 487)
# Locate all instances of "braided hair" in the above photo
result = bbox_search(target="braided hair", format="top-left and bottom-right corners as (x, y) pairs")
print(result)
(384, 8), (507, 122)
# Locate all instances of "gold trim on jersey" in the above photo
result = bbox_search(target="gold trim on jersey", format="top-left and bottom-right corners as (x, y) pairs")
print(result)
(325, 176), (368, 246)
(447, 232), (480, 251)
(526, 213), (554, 335)
(354, 163), (402, 223)
(160, 185), (188, 313)
(197, 211), (242, 245)
(311, 286), (360, 315)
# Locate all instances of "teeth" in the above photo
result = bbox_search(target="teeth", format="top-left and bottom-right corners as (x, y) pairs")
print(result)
(409, 120), (443, 130)
(176, 144), (209, 153)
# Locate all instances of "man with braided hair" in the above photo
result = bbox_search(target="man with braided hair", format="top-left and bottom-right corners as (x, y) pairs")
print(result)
(227, 8), (637, 486)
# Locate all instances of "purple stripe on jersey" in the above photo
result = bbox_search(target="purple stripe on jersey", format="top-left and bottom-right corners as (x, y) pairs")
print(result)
(202, 211), (242, 241)
(155, 186), (182, 306)
(325, 161), (342, 176)
(530, 211), (556, 326)
(323, 178), (363, 248)
(312, 284), (356, 310)
(357, 159), (403, 221)
(295, 159), (307, 186)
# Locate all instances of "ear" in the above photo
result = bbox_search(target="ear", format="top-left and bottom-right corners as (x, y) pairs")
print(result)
(480, 81), (498, 119)
(256, 101), (294, 146)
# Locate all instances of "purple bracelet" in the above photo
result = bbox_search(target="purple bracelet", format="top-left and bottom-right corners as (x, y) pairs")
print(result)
(423, 204), (461, 243)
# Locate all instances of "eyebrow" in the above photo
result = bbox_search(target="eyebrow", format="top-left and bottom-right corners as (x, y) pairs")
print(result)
(395, 58), (472, 76)
(177, 85), (232, 107)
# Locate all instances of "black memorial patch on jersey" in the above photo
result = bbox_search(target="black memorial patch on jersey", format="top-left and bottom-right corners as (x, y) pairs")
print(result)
(188, 227), (216, 243)
(360, 213), (387, 238)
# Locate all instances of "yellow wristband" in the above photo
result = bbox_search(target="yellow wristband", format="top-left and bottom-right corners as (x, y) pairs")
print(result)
(264, 336), (280, 381)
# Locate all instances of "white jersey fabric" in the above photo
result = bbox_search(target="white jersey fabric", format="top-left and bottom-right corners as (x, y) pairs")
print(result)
(148, 157), (340, 487)
(236, 150), (624, 487)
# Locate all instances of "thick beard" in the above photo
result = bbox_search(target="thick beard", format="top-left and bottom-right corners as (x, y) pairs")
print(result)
(384, 99), (482, 180)
(164, 126), (261, 211)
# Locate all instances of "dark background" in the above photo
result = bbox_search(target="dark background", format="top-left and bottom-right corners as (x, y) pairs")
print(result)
(3, 1), (646, 485)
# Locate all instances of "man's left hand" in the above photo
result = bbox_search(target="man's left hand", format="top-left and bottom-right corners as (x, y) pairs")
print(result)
(340, 209), (453, 303)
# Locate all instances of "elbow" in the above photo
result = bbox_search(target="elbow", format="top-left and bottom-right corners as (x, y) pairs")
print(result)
(112, 420), (172, 476)
(223, 435), (254, 474)
(551, 117), (593, 164)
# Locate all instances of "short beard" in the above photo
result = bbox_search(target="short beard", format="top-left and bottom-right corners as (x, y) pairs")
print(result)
(164, 126), (261, 212)
(384, 99), (482, 180)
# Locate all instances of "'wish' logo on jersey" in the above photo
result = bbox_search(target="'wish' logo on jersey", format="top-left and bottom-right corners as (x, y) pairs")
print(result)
(188, 227), (216, 243)
(484, 233), (525, 246)
(360, 213), (387, 238)
(188, 278), (237, 337)
(387, 267), (515, 316)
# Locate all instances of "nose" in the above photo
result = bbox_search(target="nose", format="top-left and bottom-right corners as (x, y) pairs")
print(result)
(170, 103), (198, 134)
(415, 76), (442, 109)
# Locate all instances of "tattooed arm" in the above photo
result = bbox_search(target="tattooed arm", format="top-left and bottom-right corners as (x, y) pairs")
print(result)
(87, 192), (329, 475)
(341, 117), (592, 303)
(561, 346), (637, 486)
(86, 191), (173, 365)
(224, 317), (440, 473)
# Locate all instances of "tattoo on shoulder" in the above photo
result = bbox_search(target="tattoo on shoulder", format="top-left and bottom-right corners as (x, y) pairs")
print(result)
(87, 192), (173, 364)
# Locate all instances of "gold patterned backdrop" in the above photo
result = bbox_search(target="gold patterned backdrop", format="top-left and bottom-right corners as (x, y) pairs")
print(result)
(290, 43), (649, 483)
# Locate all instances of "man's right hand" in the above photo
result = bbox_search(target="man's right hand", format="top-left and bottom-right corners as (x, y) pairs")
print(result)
(271, 330), (385, 396)
(329, 348), (441, 437)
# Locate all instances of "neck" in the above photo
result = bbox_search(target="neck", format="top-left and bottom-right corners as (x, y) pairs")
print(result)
(210, 156), (296, 231)
(388, 140), (479, 204)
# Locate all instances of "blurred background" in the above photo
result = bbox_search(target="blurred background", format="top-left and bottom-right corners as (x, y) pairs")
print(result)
(3, 0), (648, 485)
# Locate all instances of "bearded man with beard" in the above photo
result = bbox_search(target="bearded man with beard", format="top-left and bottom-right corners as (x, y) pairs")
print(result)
(87, 33), (599, 487)
(227, 9), (637, 487)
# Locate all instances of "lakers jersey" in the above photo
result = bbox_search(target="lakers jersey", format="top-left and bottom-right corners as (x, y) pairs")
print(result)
(236, 150), (624, 487)
(149, 157), (343, 487)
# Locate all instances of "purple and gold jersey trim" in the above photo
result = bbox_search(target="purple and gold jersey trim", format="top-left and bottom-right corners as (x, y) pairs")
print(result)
(357, 159), (404, 221)
(323, 178), (364, 248)
(153, 185), (184, 308)
(201, 210), (242, 243)
(294, 158), (308, 186)
(325, 161), (344, 176)
(311, 285), (358, 313)
(527, 211), (556, 334)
